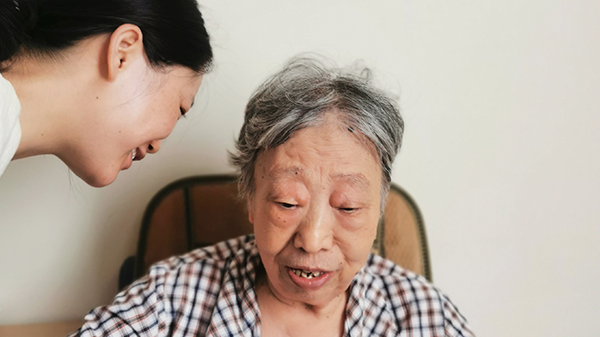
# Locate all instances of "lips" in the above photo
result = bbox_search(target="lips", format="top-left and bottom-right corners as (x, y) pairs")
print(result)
(290, 268), (324, 278)
(133, 147), (147, 161)
(287, 266), (333, 290)
(122, 147), (146, 171)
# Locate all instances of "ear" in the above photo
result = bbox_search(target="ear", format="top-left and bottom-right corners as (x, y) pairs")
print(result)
(246, 196), (254, 225)
(106, 24), (144, 81)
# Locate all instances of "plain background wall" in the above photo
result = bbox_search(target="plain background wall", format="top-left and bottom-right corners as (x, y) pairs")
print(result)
(0, 1), (598, 336)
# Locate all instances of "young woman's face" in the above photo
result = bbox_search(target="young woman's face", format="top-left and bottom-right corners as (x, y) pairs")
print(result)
(59, 63), (202, 187)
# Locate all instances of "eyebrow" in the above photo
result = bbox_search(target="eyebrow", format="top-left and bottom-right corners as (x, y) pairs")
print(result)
(269, 166), (371, 189)
(331, 173), (371, 190)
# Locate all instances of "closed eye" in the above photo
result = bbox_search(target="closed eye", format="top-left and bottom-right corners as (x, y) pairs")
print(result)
(279, 202), (297, 209)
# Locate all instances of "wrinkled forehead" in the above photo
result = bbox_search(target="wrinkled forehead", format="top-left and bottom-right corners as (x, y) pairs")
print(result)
(262, 111), (380, 162)
(266, 164), (373, 190)
(253, 120), (382, 189)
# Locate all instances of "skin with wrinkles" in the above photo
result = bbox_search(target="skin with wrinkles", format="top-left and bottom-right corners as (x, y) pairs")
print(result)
(248, 114), (382, 337)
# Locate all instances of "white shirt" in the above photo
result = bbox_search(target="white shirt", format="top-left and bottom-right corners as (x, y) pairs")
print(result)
(0, 73), (21, 177)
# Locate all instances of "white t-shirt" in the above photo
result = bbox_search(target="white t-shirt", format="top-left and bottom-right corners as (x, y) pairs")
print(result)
(0, 73), (21, 177)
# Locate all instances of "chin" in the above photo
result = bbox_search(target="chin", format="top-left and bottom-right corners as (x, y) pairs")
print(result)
(59, 154), (121, 187)
(77, 169), (119, 187)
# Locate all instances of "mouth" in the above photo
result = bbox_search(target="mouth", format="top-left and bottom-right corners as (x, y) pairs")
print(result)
(137, 147), (147, 161)
(290, 268), (325, 279)
(287, 266), (333, 289)
(131, 147), (147, 161)
(122, 147), (146, 171)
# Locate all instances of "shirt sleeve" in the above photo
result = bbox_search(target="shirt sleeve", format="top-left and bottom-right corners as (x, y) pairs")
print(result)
(442, 294), (475, 337)
(68, 267), (173, 337)
(0, 73), (22, 177)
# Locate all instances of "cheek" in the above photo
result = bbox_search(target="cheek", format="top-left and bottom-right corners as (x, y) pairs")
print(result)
(253, 203), (302, 262)
(254, 213), (295, 257)
(338, 240), (372, 282)
(122, 83), (179, 137)
(337, 217), (379, 264)
(143, 97), (178, 135)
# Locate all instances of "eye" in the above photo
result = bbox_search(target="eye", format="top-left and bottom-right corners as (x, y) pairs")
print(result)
(339, 207), (359, 213)
(279, 202), (297, 209)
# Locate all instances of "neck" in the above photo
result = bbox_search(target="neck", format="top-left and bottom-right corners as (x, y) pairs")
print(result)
(4, 56), (65, 159)
(256, 269), (347, 336)
(1, 38), (105, 161)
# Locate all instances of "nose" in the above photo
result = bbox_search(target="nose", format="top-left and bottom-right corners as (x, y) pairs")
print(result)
(147, 140), (162, 154)
(293, 203), (333, 254)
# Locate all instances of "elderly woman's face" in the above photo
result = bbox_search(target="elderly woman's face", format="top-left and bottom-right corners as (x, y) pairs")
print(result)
(248, 115), (382, 308)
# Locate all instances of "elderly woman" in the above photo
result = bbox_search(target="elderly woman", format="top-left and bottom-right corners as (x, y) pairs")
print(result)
(71, 58), (473, 336)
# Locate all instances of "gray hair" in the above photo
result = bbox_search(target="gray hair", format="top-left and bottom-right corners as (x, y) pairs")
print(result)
(230, 57), (404, 209)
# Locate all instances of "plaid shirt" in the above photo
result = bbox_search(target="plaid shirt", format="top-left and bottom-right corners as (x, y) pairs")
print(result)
(70, 235), (474, 337)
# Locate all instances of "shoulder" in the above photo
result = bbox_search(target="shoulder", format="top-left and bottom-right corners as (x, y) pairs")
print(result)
(357, 254), (474, 336)
(0, 73), (21, 121)
(0, 73), (21, 177)
(361, 253), (440, 305)
(147, 234), (256, 281)
(80, 236), (257, 337)
(0, 73), (21, 129)
(113, 235), (256, 316)
(0, 73), (19, 99)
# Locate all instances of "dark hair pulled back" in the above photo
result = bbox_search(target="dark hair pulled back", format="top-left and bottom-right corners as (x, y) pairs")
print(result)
(0, 0), (212, 72)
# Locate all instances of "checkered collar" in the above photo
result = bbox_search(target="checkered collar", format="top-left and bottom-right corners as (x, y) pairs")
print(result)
(345, 259), (399, 336)
(205, 239), (397, 337)
(205, 239), (262, 336)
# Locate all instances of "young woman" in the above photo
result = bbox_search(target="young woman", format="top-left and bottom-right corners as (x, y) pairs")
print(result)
(0, 0), (212, 186)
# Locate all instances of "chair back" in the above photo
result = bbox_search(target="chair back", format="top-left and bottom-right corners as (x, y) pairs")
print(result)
(133, 175), (431, 281)
(374, 185), (431, 280)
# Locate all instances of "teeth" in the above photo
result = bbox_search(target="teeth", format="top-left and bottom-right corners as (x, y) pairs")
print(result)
(132, 149), (137, 160)
(292, 268), (323, 278)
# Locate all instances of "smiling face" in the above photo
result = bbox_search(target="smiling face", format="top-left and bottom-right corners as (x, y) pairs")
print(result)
(58, 64), (202, 187)
(248, 114), (382, 308)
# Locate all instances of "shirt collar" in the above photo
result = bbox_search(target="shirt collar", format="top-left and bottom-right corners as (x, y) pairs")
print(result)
(208, 240), (398, 337)
(345, 254), (399, 336)
(206, 238), (262, 337)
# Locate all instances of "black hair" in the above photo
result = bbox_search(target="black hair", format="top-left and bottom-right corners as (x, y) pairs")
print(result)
(0, 0), (212, 72)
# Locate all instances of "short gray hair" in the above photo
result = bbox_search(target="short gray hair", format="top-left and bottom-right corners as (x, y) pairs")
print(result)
(230, 57), (404, 207)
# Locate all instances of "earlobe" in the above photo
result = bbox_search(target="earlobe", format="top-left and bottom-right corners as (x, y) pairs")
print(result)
(106, 23), (144, 81)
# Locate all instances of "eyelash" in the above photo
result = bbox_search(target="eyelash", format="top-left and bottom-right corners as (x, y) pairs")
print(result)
(277, 202), (358, 214)
(279, 202), (296, 209)
(339, 207), (358, 213)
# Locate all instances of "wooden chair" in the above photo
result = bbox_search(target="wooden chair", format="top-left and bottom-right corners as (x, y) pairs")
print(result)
(119, 174), (431, 289)
(0, 320), (85, 337)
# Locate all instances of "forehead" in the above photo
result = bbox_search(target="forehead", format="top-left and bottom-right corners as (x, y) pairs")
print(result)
(268, 165), (372, 190)
(255, 121), (381, 189)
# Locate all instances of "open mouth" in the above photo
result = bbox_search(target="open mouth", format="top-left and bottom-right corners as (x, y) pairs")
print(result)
(290, 268), (324, 279)
(287, 267), (332, 289)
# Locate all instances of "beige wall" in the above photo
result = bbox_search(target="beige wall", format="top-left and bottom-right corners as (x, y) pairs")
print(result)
(1, 1), (599, 336)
